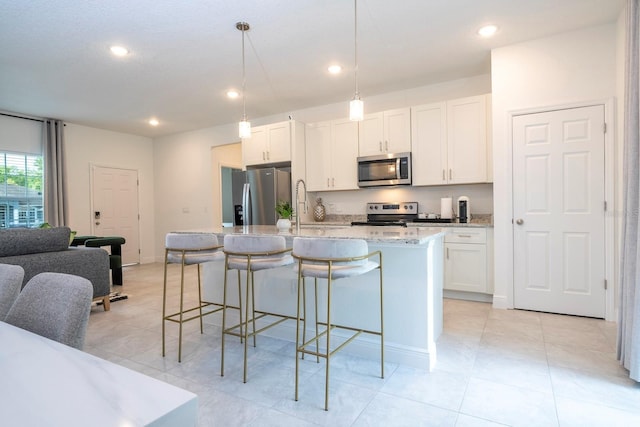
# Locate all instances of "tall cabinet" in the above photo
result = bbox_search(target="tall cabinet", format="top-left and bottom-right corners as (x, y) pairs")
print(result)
(412, 94), (490, 186)
(305, 119), (358, 192)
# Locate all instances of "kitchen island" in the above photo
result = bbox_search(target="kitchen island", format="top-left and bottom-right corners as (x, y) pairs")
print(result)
(197, 225), (445, 370)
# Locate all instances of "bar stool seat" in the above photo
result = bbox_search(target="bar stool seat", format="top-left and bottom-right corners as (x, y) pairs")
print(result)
(162, 232), (224, 362)
(221, 234), (294, 383)
(292, 237), (383, 411)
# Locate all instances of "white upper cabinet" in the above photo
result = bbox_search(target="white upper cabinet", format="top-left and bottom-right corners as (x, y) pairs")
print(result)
(412, 94), (490, 186)
(411, 102), (447, 185)
(447, 95), (488, 184)
(358, 108), (411, 156)
(242, 121), (291, 167)
(305, 119), (358, 192)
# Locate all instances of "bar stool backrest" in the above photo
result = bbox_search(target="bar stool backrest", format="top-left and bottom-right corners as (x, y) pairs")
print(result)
(293, 237), (369, 266)
(223, 234), (286, 255)
(165, 233), (222, 265)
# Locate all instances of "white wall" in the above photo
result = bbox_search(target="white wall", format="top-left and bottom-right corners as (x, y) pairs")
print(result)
(153, 123), (239, 259)
(64, 123), (156, 263)
(491, 24), (619, 311)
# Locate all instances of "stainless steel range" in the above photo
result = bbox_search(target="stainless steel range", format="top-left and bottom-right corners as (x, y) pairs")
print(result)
(351, 202), (418, 227)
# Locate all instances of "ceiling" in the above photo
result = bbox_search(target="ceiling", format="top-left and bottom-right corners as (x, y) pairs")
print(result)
(0, 0), (624, 138)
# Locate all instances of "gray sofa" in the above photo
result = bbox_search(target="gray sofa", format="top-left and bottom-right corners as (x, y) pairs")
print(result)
(0, 227), (112, 310)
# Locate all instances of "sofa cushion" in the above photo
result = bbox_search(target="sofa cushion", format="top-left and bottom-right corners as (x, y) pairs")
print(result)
(0, 227), (71, 257)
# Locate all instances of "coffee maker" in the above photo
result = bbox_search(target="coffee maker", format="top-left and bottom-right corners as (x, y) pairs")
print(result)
(457, 196), (470, 223)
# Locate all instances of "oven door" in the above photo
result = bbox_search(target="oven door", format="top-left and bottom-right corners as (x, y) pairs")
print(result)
(357, 153), (411, 187)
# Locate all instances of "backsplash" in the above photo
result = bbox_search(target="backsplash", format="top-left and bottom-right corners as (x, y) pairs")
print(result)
(305, 183), (494, 218)
(319, 213), (493, 225)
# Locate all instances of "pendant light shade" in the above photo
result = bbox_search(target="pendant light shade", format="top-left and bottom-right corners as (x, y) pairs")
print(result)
(350, 97), (363, 121)
(239, 119), (251, 138)
(349, 0), (363, 121)
(237, 21), (251, 138)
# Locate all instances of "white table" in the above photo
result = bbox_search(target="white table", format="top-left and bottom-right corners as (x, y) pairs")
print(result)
(0, 321), (197, 426)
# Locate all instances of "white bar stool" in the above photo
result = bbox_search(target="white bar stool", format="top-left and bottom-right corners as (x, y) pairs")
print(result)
(221, 234), (294, 383)
(162, 232), (224, 362)
(292, 237), (383, 411)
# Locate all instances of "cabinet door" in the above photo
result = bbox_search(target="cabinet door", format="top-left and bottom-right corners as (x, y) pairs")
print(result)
(242, 126), (268, 167)
(444, 242), (487, 293)
(266, 122), (291, 163)
(358, 113), (384, 156)
(305, 122), (331, 191)
(330, 119), (359, 190)
(411, 102), (447, 185)
(384, 107), (411, 153)
(447, 95), (488, 184)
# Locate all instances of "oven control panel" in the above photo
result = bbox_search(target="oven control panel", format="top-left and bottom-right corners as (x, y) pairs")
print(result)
(366, 202), (418, 214)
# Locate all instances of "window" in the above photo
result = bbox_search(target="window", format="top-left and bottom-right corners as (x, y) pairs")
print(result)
(0, 152), (44, 228)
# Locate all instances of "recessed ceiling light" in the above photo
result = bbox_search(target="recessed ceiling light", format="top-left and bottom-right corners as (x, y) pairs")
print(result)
(328, 64), (342, 75)
(227, 90), (240, 99)
(149, 118), (159, 126)
(110, 45), (129, 56)
(477, 25), (498, 38)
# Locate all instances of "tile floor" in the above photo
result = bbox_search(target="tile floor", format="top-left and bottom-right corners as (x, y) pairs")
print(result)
(85, 263), (640, 426)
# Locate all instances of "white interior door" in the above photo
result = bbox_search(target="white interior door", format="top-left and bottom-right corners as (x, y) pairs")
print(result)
(91, 165), (140, 265)
(512, 105), (606, 318)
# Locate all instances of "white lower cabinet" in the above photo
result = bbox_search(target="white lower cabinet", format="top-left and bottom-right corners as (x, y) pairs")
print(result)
(444, 228), (489, 293)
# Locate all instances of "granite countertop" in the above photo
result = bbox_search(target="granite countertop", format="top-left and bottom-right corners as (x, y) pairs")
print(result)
(296, 213), (493, 229)
(182, 225), (447, 245)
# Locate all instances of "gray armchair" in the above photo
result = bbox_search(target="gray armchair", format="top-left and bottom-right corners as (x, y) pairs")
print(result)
(5, 272), (93, 349)
(0, 263), (24, 320)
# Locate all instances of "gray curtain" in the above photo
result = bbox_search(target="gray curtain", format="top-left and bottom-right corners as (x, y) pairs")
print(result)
(43, 119), (68, 227)
(618, 0), (640, 381)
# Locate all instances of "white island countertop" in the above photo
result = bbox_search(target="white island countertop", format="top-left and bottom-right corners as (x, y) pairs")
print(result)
(184, 224), (447, 245)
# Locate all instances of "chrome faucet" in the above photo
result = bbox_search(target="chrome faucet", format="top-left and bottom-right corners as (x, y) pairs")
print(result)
(295, 179), (307, 233)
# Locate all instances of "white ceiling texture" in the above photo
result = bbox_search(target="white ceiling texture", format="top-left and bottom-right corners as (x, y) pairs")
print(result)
(0, 0), (625, 137)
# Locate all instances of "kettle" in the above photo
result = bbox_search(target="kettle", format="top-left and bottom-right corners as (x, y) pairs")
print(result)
(457, 196), (470, 223)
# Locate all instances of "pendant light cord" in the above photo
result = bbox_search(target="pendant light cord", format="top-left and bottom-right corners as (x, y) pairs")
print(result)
(354, 0), (359, 98)
(241, 24), (247, 121)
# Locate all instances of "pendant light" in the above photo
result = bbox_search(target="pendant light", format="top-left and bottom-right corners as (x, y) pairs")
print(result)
(349, 0), (363, 121)
(237, 21), (251, 138)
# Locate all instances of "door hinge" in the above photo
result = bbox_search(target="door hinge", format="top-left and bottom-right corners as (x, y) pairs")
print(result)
(603, 123), (607, 134)
(604, 279), (608, 290)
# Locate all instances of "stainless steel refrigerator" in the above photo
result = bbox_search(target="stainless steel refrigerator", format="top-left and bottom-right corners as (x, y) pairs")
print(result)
(232, 168), (291, 226)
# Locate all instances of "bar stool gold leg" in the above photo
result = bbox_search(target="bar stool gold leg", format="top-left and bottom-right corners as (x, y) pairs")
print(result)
(324, 270), (332, 411)
(221, 258), (229, 377)
(162, 250), (169, 358)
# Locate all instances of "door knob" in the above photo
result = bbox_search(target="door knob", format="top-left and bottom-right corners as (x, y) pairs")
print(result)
(516, 218), (524, 225)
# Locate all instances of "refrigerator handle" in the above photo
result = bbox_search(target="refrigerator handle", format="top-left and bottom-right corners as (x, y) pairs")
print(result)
(242, 182), (251, 225)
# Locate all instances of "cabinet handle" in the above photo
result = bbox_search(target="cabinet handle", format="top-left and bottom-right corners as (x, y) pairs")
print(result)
(446, 247), (449, 259)
(385, 140), (388, 151)
(267, 151), (270, 160)
(262, 152), (266, 161)
(379, 141), (383, 151)
(332, 177), (335, 187)
(327, 178), (330, 188)
(442, 170), (445, 181)
(457, 234), (472, 238)
(449, 169), (452, 180)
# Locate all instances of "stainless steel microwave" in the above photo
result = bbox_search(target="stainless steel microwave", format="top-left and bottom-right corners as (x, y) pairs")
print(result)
(357, 152), (412, 187)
